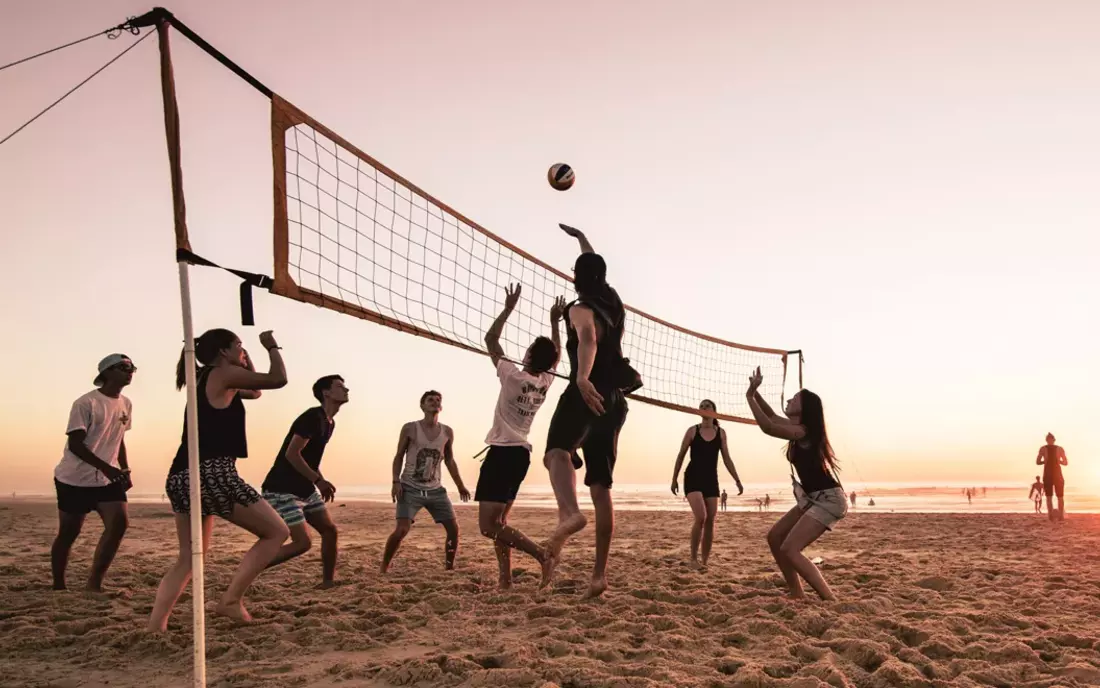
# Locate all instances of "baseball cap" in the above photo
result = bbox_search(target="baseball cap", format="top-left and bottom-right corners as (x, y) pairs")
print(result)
(94, 354), (135, 386)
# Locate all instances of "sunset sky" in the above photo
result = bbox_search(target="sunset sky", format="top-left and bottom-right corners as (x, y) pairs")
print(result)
(2, 1), (1097, 495)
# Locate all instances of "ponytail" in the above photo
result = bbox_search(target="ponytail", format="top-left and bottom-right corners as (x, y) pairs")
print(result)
(175, 328), (239, 390)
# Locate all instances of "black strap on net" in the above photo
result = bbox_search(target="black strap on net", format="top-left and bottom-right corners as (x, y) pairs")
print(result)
(176, 248), (273, 327)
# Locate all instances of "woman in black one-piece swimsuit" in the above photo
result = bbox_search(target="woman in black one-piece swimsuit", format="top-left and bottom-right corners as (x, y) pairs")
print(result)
(671, 400), (743, 567)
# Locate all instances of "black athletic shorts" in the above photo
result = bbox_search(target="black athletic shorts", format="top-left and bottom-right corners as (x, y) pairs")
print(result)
(54, 478), (128, 515)
(474, 445), (531, 503)
(545, 384), (628, 489)
(684, 467), (720, 499)
(1044, 474), (1065, 498)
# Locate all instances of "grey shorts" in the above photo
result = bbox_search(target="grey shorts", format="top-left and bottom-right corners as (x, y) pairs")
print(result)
(396, 484), (455, 524)
(794, 483), (848, 530)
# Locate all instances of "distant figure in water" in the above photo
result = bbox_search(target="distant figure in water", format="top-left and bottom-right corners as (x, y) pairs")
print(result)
(764, 494), (771, 512)
(867, 497), (875, 507)
(1028, 475), (1044, 514)
(849, 491), (857, 507)
(982, 487), (987, 497)
(720, 489), (728, 512)
(966, 489), (972, 504)
(1036, 433), (1068, 522)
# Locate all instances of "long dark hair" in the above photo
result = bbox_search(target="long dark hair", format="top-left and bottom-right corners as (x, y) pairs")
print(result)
(700, 398), (720, 428)
(175, 328), (238, 390)
(573, 253), (607, 297)
(786, 389), (838, 474)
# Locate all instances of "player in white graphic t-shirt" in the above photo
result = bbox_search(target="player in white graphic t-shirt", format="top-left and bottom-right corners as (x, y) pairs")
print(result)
(475, 284), (565, 589)
(51, 354), (136, 591)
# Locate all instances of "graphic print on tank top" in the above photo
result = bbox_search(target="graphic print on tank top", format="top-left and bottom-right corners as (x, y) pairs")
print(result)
(401, 422), (448, 490)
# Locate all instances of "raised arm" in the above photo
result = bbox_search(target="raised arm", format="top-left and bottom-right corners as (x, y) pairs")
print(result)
(550, 295), (566, 368)
(671, 426), (694, 495)
(560, 223), (594, 254)
(747, 367), (804, 441)
(442, 427), (470, 501)
(485, 284), (521, 368)
(719, 428), (744, 495)
(236, 349), (263, 399)
(752, 391), (791, 426)
(214, 331), (287, 392)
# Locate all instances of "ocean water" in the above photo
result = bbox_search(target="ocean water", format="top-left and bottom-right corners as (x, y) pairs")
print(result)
(33, 481), (1095, 514)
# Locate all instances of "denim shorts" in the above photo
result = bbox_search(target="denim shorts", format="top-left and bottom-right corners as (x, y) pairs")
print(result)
(396, 484), (455, 523)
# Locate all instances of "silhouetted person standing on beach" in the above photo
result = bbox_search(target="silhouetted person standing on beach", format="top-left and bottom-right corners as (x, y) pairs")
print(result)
(746, 367), (847, 601)
(1037, 433), (1068, 521)
(720, 490), (728, 512)
(542, 223), (640, 598)
(1028, 475), (1044, 514)
(51, 354), (136, 592)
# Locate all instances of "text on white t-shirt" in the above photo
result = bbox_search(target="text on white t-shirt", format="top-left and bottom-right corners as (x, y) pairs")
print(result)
(484, 360), (555, 449)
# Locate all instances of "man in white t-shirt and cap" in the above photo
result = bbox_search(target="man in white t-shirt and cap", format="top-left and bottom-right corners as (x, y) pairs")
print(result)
(475, 284), (565, 589)
(51, 353), (136, 591)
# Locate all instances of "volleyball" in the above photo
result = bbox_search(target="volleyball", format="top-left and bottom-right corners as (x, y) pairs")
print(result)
(547, 163), (575, 191)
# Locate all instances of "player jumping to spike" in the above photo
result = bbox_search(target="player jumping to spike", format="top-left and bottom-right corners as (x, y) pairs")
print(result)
(542, 223), (641, 598)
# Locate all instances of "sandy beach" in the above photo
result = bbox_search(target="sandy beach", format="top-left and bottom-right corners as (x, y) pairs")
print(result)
(3, 500), (1100, 688)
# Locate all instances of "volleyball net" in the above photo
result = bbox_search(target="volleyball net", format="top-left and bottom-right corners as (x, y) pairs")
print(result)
(267, 96), (799, 423)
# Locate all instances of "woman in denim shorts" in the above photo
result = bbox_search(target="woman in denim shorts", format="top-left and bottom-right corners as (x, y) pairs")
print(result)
(746, 367), (847, 601)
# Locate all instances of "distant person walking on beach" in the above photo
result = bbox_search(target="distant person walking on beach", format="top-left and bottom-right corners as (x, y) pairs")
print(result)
(671, 399), (744, 568)
(475, 284), (563, 589)
(1036, 433), (1068, 521)
(849, 491), (857, 507)
(261, 375), (349, 588)
(746, 367), (847, 601)
(381, 391), (471, 573)
(764, 494), (771, 512)
(966, 489), (972, 505)
(51, 354), (136, 592)
(1028, 475), (1044, 514)
(720, 490), (728, 511)
(149, 330), (291, 631)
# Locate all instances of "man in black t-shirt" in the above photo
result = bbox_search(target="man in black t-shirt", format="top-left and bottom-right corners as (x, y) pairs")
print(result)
(263, 375), (348, 587)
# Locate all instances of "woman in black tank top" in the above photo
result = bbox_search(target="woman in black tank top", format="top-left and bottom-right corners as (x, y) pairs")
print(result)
(746, 368), (847, 601)
(149, 328), (291, 632)
(671, 399), (744, 567)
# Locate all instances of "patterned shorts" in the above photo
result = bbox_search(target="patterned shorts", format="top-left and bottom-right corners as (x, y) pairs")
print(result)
(263, 489), (326, 527)
(165, 457), (261, 517)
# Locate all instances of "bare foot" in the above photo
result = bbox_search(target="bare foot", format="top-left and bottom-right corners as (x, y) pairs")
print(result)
(539, 550), (560, 589)
(318, 580), (337, 590)
(215, 599), (253, 623)
(546, 513), (588, 554)
(689, 559), (705, 571)
(582, 576), (608, 599)
(52, 583), (66, 591)
(498, 576), (512, 590)
(147, 620), (168, 633)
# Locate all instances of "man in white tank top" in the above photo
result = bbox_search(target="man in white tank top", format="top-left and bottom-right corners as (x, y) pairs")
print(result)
(380, 391), (471, 572)
(475, 284), (565, 588)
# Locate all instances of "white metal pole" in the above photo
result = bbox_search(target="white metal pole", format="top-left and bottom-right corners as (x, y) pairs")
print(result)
(177, 259), (206, 688)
